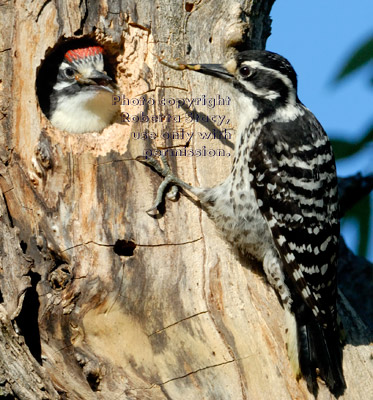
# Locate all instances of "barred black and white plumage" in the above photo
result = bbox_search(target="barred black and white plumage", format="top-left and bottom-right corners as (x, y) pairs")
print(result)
(140, 50), (346, 396)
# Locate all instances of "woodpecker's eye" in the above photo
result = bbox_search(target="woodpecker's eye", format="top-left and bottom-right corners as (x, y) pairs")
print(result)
(64, 68), (75, 79)
(239, 66), (252, 77)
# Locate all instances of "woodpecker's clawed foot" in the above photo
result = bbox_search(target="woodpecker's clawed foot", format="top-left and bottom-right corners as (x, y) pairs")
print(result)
(136, 155), (187, 215)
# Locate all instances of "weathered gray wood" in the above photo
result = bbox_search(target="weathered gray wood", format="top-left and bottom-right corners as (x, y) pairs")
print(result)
(0, 0), (372, 399)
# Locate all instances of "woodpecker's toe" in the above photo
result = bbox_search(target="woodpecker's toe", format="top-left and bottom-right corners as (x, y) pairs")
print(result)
(137, 155), (195, 214)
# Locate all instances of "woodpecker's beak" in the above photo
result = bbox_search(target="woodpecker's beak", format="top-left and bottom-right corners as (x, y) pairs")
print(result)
(185, 64), (233, 81)
(76, 70), (114, 90)
(90, 70), (113, 82)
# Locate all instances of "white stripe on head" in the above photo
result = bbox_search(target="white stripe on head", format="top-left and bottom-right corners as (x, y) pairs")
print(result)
(240, 60), (296, 102)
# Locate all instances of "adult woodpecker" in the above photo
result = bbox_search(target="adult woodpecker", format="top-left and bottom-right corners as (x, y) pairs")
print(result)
(48, 46), (119, 134)
(139, 50), (346, 396)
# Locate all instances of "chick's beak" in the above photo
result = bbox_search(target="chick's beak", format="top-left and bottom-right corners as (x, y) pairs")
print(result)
(76, 70), (113, 86)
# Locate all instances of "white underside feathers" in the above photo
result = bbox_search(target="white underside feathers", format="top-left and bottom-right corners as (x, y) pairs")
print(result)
(51, 88), (119, 134)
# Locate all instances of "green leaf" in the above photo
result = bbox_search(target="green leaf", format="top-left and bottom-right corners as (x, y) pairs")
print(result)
(343, 196), (371, 258)
(335, 36), (373, 81)
(331, 139), (360, 159)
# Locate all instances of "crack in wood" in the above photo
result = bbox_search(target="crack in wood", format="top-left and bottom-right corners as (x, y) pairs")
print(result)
(137, 237), (203, 247)
(136, 85), (189, 96)
(116, 355), (255, 396)
(157, 353), (256, 387)
(94, 157), (136, 166)
(61, 237), (203, 252)
(61, 241), (114, 252)
(148, 310), (208, 337)
(159, 358), (236, 386)
(2, 192), (14, 227)
(35, 0), (52, 22)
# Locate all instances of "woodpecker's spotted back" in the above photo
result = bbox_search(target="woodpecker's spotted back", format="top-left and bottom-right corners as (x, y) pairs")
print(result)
(201, 51), (344, 395)
(227, 51), (340, 325)
(143, 50), (346, 396)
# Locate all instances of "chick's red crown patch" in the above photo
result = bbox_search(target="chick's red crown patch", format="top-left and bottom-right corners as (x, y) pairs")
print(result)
(65, 46), (104, 62)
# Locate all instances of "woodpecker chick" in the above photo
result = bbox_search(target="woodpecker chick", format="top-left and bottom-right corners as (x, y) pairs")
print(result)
(49, 46), (119, 134)
(140, 50), (346, 397)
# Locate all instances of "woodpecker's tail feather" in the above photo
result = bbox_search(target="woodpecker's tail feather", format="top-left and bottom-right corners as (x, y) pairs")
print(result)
(296, 305), (346, 397)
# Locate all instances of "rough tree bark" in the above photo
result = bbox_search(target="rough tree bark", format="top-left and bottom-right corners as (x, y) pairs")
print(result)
(0, 1), (372, 399)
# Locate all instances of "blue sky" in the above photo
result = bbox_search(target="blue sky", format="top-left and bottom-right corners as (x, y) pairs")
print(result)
(266, 0), (373, 260)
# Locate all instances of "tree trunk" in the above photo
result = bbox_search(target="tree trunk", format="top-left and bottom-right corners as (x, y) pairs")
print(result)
(0, 1), (371, 399)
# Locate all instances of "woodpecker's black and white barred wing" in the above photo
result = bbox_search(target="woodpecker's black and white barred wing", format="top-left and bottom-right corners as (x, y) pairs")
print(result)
(249, 109), (339, 323)
(249, 107), (346, 394)
(249, 108), (346, 394)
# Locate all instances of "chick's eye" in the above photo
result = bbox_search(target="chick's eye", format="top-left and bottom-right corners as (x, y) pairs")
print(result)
(239, 66), (251, 77)
(64, 68), (75, 78)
